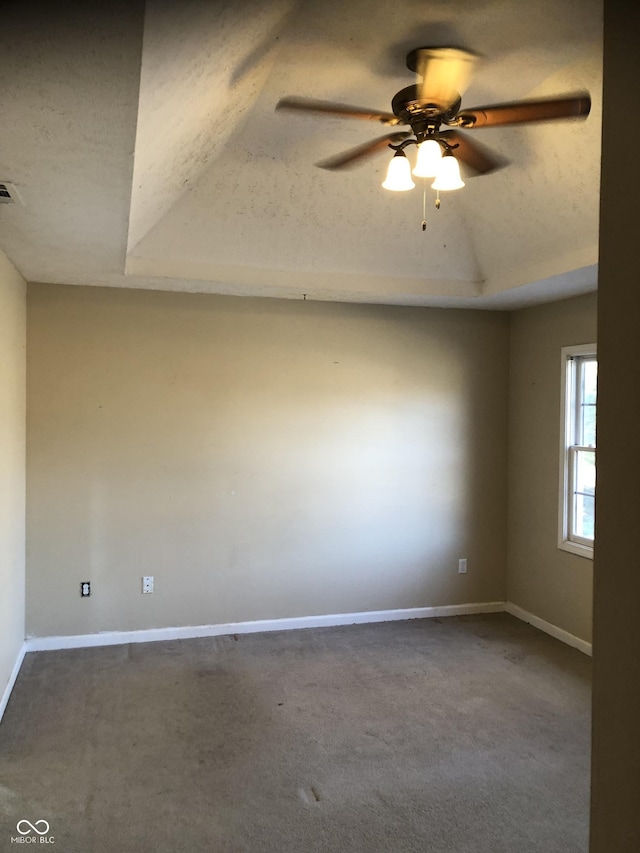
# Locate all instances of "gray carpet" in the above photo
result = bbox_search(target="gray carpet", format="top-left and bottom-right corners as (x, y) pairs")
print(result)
(0, 614), (591, 852)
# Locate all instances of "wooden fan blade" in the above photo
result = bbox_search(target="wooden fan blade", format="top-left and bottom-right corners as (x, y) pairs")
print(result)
(439, 130), (507, 176)
(276, 96), (401, 125)
(408, 46), (479, 110)
(457, 93), (591, 128)
(316, 132), (411, 170)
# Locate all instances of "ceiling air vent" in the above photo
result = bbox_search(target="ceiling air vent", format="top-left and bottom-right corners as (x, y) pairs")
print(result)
(0, 181), (22, 205)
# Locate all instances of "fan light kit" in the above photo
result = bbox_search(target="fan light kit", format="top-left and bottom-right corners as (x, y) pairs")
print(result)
(277, 46), (591, 228)
(381, 145), (464, 192)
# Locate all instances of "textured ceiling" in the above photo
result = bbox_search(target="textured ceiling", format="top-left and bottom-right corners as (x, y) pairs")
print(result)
(0, 0), (602, 309)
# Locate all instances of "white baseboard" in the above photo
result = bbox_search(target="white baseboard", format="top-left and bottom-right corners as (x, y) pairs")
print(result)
(23, 601), (592, 658)
(0, 642), (27, 724)
(25, 601), (507, 652)
(506, 602), (592, 656)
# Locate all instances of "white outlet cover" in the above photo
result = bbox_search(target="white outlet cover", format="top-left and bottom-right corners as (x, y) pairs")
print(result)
(142, 576), (154, 593)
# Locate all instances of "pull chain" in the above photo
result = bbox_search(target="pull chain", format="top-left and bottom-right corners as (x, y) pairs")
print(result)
(421, 180), (427, 231)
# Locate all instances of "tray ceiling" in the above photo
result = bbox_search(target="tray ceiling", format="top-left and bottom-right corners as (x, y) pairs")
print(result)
(0, 0), (602, 308)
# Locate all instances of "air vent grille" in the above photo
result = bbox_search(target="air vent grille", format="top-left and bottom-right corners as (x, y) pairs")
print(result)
(0, 182), (21, 204)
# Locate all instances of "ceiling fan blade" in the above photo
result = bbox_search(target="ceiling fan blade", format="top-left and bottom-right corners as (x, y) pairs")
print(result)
(316, 132), (411, 170)
(438, 130), (507, 176)
(407, 46), (478, 110)
(456, 93), (591, 128)
(276, 97), (401, 125)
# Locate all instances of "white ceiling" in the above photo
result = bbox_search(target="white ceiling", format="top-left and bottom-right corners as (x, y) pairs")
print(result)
(0, 0), (602, 309)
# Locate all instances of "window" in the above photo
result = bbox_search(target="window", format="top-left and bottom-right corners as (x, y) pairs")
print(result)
(559, 344), (597, 558)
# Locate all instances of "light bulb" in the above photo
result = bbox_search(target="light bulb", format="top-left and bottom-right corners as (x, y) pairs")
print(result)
(431, 153), (465, 191)
(382, 151), (415, 191)
(413, 139), (442, 178)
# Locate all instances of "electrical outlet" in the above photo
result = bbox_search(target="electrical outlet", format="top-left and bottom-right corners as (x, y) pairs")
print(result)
(81, 581), (91, 597)
(458, 558), (468, 574)
(142, 576), (154, 594)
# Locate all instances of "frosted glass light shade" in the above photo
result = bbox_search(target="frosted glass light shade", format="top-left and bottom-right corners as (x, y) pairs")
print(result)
(431, 153), (465, 191)
(413, 139), (442, 177)
(382, 151), (415, 191)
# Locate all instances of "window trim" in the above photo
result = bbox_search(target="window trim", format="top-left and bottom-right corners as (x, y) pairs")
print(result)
(558, 343), (597, 559)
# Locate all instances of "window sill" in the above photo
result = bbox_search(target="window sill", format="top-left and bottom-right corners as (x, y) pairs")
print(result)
(558, 539), (594, 560)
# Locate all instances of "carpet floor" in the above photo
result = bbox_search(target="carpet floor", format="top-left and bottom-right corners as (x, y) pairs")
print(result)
(0, 614), (591, 852)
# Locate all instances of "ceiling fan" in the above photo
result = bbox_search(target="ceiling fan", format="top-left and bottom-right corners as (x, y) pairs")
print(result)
(276, 46), (591, 198)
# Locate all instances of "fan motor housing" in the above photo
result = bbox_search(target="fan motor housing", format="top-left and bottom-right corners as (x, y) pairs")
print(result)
(391, 85), (461, 131)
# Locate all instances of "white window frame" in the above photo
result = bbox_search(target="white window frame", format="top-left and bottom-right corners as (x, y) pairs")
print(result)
(558, 343), (597, 559)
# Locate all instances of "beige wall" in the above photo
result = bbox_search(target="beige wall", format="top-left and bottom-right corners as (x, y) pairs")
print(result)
(0, 251), (26, 704)
(26, 284), (509, 636)
(590, 3), (640, 848)
(507, 293), (597, 643)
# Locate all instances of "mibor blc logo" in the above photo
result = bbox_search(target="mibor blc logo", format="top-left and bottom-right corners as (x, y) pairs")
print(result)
(10, 820), (55, 844)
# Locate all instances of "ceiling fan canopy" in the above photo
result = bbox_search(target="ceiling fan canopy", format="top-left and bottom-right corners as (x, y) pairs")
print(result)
(276, 46), (591, 178)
